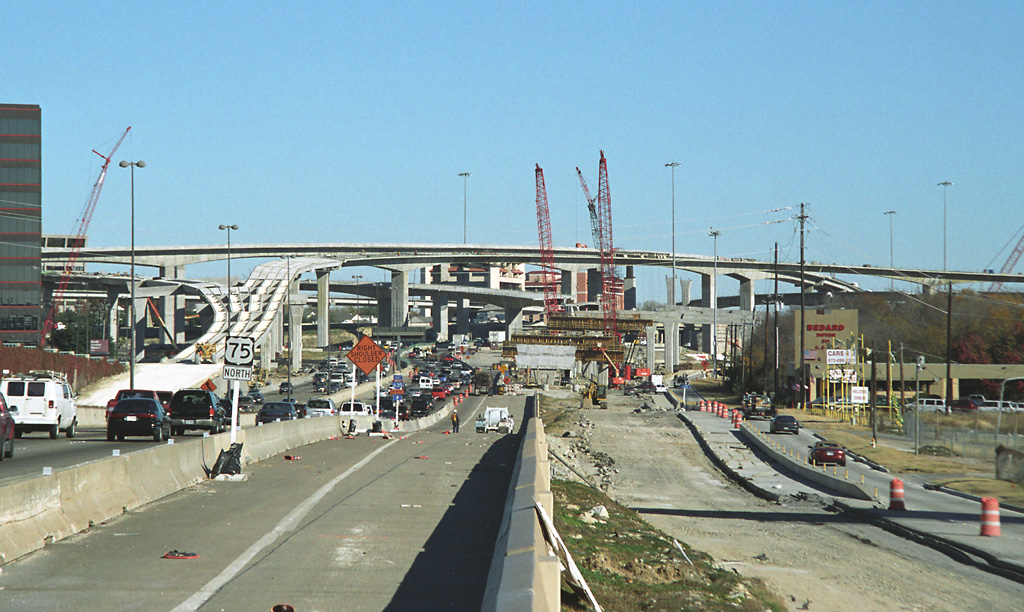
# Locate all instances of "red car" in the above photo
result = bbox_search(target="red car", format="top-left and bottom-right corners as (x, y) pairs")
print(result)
(809, 441), (846, 466)
(431, 387), (448, 400)
(0, 392), (15, 461)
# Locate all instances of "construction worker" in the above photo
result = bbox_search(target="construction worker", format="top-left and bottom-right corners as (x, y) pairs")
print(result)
(451, 407), (460, 433)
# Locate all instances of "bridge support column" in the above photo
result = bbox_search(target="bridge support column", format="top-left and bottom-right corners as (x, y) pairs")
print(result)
(587, 269), (602, 302)
(624, 265), (636, 310)
(665, 321), (680, 373)
(288, 295), (306, 372)
(107, 288), (121, 346)
(679, 279), (691, 307)
(560, 268), (575, 304)
(646, 325), (657, 371)
(390, 269), (410, 329)
(432, 294), (450, 342)
(456, 298), (470, 336)
(505, 306), (524, 333)
(271, 310), (283, 360)
(739, 277), (755, 312)
(316, 270), (332, 349)
(700, 273), (717, 354)
(159, 265), (185, 344)
(132, 292), (147, 364)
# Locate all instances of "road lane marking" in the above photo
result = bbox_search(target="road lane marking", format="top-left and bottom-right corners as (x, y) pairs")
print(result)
(171, 439), (398, 612)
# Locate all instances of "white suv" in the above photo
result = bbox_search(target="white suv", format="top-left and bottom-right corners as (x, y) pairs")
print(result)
(2, 371), (78, 438)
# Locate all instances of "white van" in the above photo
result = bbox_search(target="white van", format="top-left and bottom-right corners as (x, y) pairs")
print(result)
(2, 371), (78, 438)
(418, 375), (434, 390)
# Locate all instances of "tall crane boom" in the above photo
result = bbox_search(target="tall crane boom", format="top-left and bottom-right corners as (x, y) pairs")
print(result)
(595, 151), (619, 338)
(535, 164), (561, 316)
(576, 167), (600, 246)
(41, 127), (131, 346)
(990, 230), (1024, 292)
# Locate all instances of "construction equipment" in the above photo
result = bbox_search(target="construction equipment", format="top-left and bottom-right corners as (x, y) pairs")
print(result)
(195, 342), (217, 364)
(989, 227), (1024, 292)
(534, 164), (561, 317)
(41, 127), (131, 346)
(251, 367), (269, 388)
(577, 152), (620, 338)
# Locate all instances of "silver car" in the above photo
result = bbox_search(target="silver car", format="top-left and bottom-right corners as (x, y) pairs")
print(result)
(304, 398), (336, 417)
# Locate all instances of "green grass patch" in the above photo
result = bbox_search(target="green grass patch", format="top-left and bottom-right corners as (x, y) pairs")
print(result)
(553, 479), (785, 612)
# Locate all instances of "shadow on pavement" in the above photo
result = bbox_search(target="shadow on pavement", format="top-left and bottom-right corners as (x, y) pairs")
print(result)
(383, 400), (531, 611)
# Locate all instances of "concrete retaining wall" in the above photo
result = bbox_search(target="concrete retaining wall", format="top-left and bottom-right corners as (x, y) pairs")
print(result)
(0, 395), (456, 566)
(482, 396), (560, 612)
(739, 424), (874, 500)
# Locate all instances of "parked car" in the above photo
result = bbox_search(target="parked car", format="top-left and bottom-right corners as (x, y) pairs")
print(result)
(2, 371), (78, 439)
(769, 415), (800, 435)
(0, 392), (15, 461)
(305, 398), (336, 417)
(106, 398), (172, 442)
(169, 389), (226, 436)
(809, 441), (846, 466)
(256, 402), (299, 425)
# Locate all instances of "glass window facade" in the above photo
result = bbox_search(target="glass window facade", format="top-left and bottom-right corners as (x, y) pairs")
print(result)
(0, 104), (42, 345)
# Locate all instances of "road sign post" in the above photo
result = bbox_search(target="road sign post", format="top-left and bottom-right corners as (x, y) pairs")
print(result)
(348, 336), (388, 423)
(224, 336), (255, 444)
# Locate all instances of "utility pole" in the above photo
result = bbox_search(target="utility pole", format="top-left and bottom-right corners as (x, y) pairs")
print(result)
(773, 242), (780, 407)
(709, 228), (721, 376)
(939, 182), (954, 407)
(798, 203), (808, 409)
(870, 342), (878, 445)
(884, 210), (896, 291)
(666, 162), (681, 306)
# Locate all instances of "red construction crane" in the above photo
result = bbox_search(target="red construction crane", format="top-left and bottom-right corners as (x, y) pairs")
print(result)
(990, 230), (1024, 292)
(535, 164), (561, 317)
(594, 151), (619, 338)
(41, 127), (131, 346)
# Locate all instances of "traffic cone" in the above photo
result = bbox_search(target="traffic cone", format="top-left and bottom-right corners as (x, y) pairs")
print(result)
(889, 478), (906, 510)
(980, 498), (1001, 536)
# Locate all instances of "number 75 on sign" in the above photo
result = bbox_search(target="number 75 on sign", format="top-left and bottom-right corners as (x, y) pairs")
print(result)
(225, 336), (255, 367)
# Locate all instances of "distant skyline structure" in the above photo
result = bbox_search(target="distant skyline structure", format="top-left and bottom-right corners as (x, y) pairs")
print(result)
(0, 103), (42, 345)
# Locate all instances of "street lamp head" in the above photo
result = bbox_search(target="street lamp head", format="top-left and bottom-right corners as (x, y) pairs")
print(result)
(218, 224), (239, 230)
(119, 160), (129, 168)
(119, 160), (145, 168)
(458, 172), (471, 178)
(938, 181), (953, 187)
(665, 162), (681, 168)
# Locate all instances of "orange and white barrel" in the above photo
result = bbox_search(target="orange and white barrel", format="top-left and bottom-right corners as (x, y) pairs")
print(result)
(980, 497), (1001, 536)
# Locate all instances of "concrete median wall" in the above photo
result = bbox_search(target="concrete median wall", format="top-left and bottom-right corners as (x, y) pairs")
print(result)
(739, 424), (874, 500)
(482, 396), (560, 612)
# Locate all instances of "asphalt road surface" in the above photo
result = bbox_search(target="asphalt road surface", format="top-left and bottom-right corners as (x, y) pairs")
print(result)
(0, 394), (526, 612)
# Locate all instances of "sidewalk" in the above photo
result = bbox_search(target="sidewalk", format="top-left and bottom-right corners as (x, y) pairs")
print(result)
(677, 404), (1024, 582)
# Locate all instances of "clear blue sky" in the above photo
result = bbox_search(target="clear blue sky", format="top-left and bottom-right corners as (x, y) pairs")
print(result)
(4, 1), (1023, 303)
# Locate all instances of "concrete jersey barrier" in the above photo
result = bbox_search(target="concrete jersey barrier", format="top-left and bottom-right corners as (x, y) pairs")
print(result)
(481, 396), (560, 612)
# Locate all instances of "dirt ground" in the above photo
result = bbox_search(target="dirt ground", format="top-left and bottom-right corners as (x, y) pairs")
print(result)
(542, 390), (1024, 612)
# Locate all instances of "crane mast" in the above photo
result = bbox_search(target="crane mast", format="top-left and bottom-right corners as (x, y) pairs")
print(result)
(41, 127), (131, 346)
(535, 164), (561, 317)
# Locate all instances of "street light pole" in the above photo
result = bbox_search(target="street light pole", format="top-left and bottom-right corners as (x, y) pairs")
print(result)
(459, 172), (471, 244)
(709, 228), (721, 375)
(218, 224), (239, 322)
(118, 159), (145, 389)
(218, 224), (240, 442)
(938, 181), (954, 406)
(883, 210), (896, 291)
(665, 162), (681, 306)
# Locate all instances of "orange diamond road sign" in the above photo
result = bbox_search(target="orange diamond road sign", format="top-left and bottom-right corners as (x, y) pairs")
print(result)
(347, 336), (387, 375)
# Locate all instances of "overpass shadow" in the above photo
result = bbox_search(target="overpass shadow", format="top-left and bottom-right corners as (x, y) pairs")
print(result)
(382, 400), (532, 611)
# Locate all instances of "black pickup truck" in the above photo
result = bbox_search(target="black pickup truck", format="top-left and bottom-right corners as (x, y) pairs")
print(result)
(169, 389), (227, 436)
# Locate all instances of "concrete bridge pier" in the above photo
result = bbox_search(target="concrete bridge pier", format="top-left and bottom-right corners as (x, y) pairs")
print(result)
(505, 306), (524, 332)
(665, 321), (680, 373)
(624, 265), (636, 310)
(456, 298), (471, 336)
(131, 293), (147, 364)
(700, 272), (717, 354)
(315, 269), (335, 349)
(645, 325), (657, 371)
(288, 295), (306, 372)
(106, 288), (120, 346)
(432, 294), (450, 342)
(159, 265), (185, 344)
